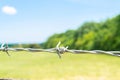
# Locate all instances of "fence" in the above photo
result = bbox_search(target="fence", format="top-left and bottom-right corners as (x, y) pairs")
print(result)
(0, 42), (120, 58)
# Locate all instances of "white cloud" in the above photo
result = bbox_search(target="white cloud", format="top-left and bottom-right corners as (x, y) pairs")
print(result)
(2, 6), (17, 15)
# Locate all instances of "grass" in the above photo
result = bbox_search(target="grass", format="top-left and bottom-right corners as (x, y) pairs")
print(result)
(0, 51), (120, 80)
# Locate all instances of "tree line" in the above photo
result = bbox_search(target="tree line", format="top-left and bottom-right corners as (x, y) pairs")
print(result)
(42, 14), (120, 50)
(6, 14), (120, 50)
(7, 43), (41, 48)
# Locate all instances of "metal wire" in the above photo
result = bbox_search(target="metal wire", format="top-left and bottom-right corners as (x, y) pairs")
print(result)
(0, 42), (120, 58)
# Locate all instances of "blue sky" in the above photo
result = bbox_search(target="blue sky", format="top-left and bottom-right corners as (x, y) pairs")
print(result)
(0, 0), (120, 43)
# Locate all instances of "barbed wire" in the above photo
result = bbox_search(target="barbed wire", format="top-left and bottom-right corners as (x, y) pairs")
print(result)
(0, 42), (120, 58)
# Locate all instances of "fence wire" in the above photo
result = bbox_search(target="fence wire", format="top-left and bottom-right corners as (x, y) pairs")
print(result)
(0, 42), (120, 58)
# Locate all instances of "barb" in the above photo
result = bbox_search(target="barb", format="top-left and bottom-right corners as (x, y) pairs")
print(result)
(0, 43), (10, 56)
(56, 41), (62, 58)
(0, 42), (120, 58)
(1, 43), (5, 48)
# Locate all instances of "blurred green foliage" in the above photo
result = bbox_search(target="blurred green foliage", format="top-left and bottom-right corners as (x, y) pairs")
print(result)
(9, 43), (41, 48)
(43, 14), (120, 50)
(7, 14), (120, 50)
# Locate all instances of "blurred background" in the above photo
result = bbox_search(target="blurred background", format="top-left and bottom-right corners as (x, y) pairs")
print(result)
(0, 1), (120, 80)
(0, 0), (120, 50)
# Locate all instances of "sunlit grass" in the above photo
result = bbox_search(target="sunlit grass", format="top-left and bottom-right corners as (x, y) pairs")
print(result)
(0, 51), (120, 80)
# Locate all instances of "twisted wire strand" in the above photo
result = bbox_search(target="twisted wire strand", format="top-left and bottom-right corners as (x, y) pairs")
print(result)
(0, 42), (120, 58)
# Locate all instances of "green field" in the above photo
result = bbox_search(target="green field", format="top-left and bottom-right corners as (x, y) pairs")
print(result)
(0, 51), (120, 80)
